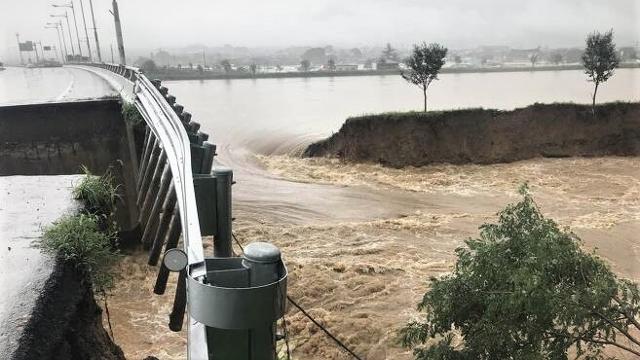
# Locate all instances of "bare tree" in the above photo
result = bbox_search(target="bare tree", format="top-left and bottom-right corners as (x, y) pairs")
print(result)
(249, 63), (257, 76)
(401, 42), (447, 112)
(582, 29), (620, 115)
(550, 53), (563, 65)
(529, 52), (539, 67)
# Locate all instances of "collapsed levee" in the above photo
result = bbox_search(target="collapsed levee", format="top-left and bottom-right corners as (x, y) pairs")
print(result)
(304, 102), (640, 167)
(10, 260), (125, 360)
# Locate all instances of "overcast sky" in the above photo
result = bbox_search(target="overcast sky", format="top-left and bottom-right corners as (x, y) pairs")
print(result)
(1, 0), (638, 62)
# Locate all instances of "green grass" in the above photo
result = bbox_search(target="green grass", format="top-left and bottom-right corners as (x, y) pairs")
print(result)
(73, 166), (120, 218)
(40, 213), (119, 293)
(121, 102), (144, 125)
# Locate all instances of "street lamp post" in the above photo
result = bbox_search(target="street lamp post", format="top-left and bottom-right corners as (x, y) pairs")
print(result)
(50, 13), (75, 57)
(45, 23), (66, 63)
(88, 0), (101, 62)
(52, 2), (82, 58)
(78, 0), (92, 61)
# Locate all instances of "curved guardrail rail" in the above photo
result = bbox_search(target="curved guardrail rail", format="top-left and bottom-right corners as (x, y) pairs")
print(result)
(76, 62), (211, 358)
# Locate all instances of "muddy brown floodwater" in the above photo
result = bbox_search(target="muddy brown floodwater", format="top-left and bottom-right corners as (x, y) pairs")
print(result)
(106, 154), (639, 359)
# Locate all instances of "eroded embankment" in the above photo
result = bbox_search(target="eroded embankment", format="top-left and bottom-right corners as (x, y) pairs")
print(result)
(304, 102), (640, 167)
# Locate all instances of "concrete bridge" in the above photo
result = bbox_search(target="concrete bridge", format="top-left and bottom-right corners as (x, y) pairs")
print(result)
(0, 64), (287, 359)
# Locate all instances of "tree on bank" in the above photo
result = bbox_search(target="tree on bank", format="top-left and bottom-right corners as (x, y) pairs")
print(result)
(249, 63), (257, 76)
(401, 42), (447, 112)
(529, 52), (539, 67)
(382, 42), (399, 61)
(327, 58), (336, 71)
(401, 185), (640, 359)
(300, 59), (310, 72)
(220, 59), (232, 73)
(582, 30), (620, 115)
(139, 59), (157, 73)
(550, 53), (563, 65)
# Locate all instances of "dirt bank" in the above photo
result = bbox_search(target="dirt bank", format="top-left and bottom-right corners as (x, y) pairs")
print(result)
(304, 102), (640, 167)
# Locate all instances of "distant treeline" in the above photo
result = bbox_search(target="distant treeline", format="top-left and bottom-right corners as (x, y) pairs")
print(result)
(144, 63), (639, 81)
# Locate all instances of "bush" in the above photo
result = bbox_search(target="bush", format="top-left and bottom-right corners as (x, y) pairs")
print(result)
(40, 213), (119, 293)
(401, 185), (640, 359)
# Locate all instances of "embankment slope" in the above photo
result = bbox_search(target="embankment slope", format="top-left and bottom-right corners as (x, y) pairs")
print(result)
(304, 102), (640, 167)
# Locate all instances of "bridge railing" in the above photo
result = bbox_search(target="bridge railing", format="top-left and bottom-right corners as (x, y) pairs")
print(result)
(76, 62), (287, 360)
(78, 62), (216, 358)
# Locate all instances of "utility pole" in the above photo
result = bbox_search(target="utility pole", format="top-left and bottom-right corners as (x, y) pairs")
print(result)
(111, 0), (126, 64)
(110, 44), (114, 63)
(16, 33), (24, 65)
(202, 49), (206, 67)
(78, 0), (92, 61)
(88, 0), (102, 62)
(34, 42), (40, 63)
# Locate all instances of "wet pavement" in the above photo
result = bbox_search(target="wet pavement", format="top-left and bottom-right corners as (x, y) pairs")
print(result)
(0, 175), (82, 359)
(0, 66), (116, 106)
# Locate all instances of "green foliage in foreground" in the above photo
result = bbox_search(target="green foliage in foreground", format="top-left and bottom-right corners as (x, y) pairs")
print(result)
(73, 166), (120, 216)
(401, 185), (640, 359)
(121, 102), (144, 125)
(40, 213), (119, 293)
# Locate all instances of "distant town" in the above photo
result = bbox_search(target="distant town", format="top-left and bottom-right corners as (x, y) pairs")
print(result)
(129, 43), (640, 77)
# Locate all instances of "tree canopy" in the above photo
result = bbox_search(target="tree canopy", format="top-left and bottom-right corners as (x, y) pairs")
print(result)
(402, 185), (640, 359)
(401, 42), (447, 112)
(582, 30), (620, 113)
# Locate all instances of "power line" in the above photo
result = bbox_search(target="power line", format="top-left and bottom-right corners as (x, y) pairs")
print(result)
(231, 231), (363, 360)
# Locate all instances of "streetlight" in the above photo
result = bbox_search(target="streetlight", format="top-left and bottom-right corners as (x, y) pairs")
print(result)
(47, 21), (69, 61)
(77, 0), (92, 61)
(45, 23), (66, 63)
(50, 13), (75, 57)
(52, 2), (82, 58)
(88, 0), (101, 62)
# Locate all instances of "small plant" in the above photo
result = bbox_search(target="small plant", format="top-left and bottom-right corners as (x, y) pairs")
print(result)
(121, 102), (144, 125)
(40, 213), (119, 294)
(73, 165), (120, 219)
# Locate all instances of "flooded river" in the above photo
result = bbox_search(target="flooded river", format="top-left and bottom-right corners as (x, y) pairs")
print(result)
(104, 69), (640, 359)
(2, 66), (636, 358)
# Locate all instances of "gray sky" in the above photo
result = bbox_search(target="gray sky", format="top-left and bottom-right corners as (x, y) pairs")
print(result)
(1, 0), (638, 62)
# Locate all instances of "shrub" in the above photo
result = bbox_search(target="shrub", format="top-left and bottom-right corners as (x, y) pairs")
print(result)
(73, 166), (120, 231)
(401, 185), (640, 359)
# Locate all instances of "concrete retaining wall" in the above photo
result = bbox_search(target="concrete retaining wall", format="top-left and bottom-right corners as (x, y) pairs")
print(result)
(0, 98), (139, 231)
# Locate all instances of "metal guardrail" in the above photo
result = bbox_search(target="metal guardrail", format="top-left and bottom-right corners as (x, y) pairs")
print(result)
(79, 62), (211, 358)
(78, 63), (288, 360)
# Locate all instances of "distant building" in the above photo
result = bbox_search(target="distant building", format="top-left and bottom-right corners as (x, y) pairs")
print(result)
(335, 64), (358, 71)
(376, 59), (399, 70)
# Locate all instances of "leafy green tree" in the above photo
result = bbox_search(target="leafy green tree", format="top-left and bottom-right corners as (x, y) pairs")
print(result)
(220, 59), (232, 73)
(300, 59), (310, 72)
(582, 30), (620, 115)
(401, 186), (640, 359)
(401, 42), (447, 112)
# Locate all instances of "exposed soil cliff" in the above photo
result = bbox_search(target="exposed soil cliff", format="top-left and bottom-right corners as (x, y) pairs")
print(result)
(10, 260), (125, 360)
(304, 102), (640, 167)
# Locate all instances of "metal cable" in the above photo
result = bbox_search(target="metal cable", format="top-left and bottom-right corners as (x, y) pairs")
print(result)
(232, 231), (362, 360)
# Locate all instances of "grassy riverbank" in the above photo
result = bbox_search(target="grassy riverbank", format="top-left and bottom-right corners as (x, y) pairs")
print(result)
(145, 63), (640, 81)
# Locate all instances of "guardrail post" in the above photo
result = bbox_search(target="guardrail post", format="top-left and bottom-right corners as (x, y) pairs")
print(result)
(213, 167), (233, 258)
